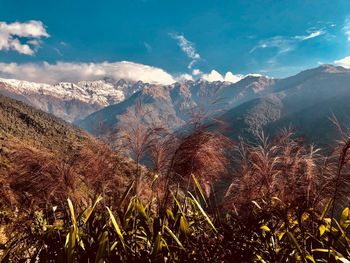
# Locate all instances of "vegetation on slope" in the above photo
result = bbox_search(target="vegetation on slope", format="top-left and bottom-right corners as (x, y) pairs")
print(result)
(2, 96), (350, 262)
(0, 94), (87, 155)
(0, 95), (134, 250)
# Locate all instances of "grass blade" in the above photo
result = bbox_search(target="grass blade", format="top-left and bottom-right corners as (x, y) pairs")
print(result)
(106, 207), (126, 250)
(188, 192), (217, 233)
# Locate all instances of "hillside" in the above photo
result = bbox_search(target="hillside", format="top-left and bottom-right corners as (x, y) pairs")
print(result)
(211, 65), (350, 145)
(0, 94), (132, 182)
(0, 93), (88, 158)
(267, 92), (350, 145)
(0, 94), (134, 222)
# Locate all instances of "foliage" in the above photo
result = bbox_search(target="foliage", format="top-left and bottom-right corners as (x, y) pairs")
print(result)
(1, 178), (223, 262)
(2, 99), (350, 262)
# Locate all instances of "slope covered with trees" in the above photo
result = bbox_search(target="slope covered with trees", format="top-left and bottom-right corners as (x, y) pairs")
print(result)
(0, 94), (134, 251)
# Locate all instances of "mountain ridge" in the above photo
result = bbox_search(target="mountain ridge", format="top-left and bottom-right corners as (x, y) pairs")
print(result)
(0, 77), (150, 122)
(2, 64), (350, 146)
(76, 75), (274, 136)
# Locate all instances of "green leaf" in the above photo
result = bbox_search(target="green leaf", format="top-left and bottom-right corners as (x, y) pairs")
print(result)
(106, 207), (126, 250)
(311, 248), (330, 253)
(117, 180), (135, 209)
(66, 225), (77, 263)
(166, 209), (175, 221)
(66, 199), (78, 263)
(95, 231), (109, 263)
(151, 231), (162, 261)
(301, 212), (310, 222)
(305, 254), (316, 263)
(179, 216), (190, 236)
(278, 231), (286, 241)
(136, 199), (149, 222)
(164, 225), (185, 250)
(192, 174), (208, 207)
(319, 224), (327, 236)
(83, 195), (103, 225)
(260, 225), (270, 232)
(124, 197), (136, 226)
(340, 208), (350, 229)
(320, 198), (333, 220)
(188, 192), (217, 233)
(67, 198), (76, 226)
(171, 192), (185, 217)
(110, 241), (118, 251)
(287, 231), (302, 254)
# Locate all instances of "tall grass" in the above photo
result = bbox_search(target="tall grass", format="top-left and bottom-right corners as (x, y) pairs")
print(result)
(2, 104), (350, 261)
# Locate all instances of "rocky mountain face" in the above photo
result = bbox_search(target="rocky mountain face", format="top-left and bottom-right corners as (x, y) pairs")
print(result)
(214, 65), (350, 145)
(77, 64), (350, 146)
(76, 76), (275, 136)
(0, 78), (150, 122)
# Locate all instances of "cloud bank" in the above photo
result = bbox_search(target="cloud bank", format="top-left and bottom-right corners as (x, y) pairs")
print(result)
(170, 33), (200, 69)
(334, 56), (350, 68)
(0, 61), (252, 85)
(0, 61), (176, 85)
(0, 60), (258, 85)
(0, 20), (49, 55)
(201, 70), (244, 83)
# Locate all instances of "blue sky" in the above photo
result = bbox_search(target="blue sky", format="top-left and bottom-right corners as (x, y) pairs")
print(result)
(1, 0), (350, 83)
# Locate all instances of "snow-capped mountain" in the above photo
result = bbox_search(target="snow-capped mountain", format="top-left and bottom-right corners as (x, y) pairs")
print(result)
(76, 64), (350, 147)
(77, 75), (275, 136)
(0, 71), (274, 126)
(0, 78), (150, 122)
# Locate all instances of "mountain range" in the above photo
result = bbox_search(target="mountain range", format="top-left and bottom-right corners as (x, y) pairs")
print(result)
(215, 65), (350, 144)
(1, 64), (350, 146)
(0, 78), (150, 122)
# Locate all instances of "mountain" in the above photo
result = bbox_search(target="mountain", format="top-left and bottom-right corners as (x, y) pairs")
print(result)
(76, 76), (274, 136)
(0, 93), (136, 223)
(267, 92), (350, 145)
(3, 64), (349, 146)
(0, 93), (90, 167)
(0, 78), (149, 122)
(214, 65), (350, 145)
(0, 92), (133, 187)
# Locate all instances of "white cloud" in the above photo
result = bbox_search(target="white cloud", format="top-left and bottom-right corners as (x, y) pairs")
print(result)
(0, 61), (176, 85)
(0, 20), (49, 55)
(170, 33), (200, 69)
(251, 27), (327, 63)
(192, 69), (202, 76)
(201, 70), (243, 83)
(250, 36), (295, 55)
(176, 73), (193, 82)
(224, 72), (244, 83)
(334, 56), (350, 68)
(201, 70), (224, 82)
(299, 30), (325, 40)
(343, 17), (350, 41)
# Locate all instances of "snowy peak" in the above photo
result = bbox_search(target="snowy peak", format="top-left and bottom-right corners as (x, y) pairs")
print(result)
(0, 77), (149, 122)
(0, 78), (126, 106)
